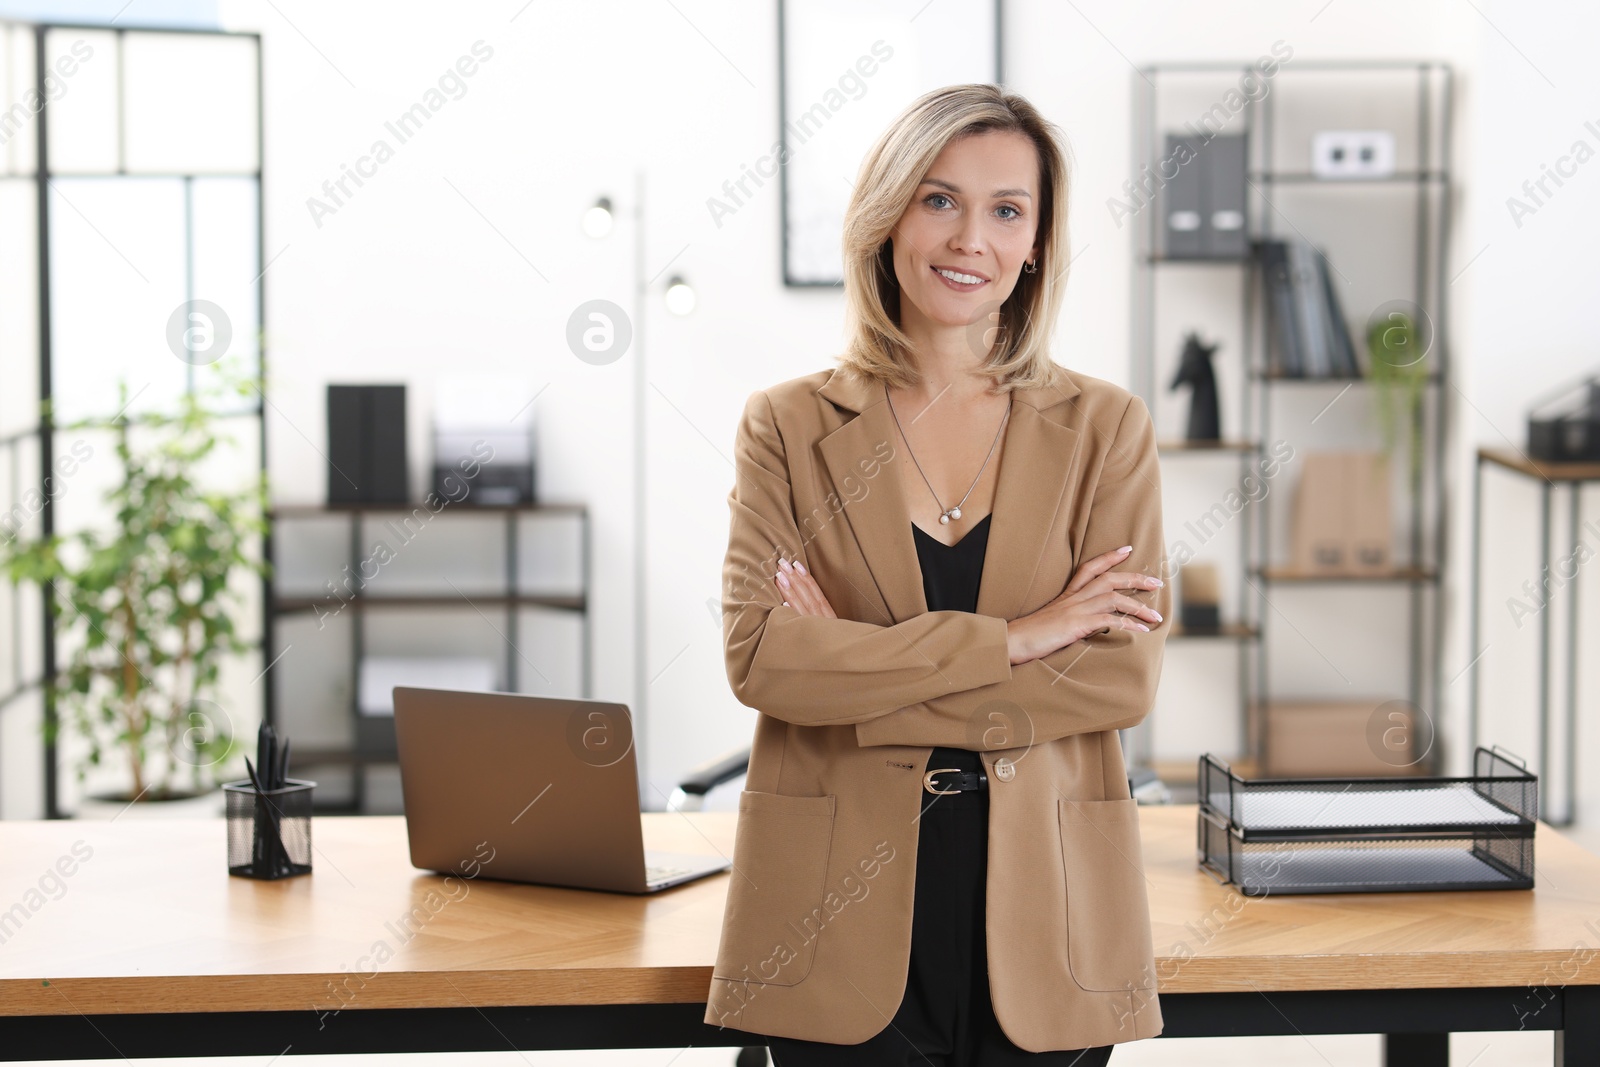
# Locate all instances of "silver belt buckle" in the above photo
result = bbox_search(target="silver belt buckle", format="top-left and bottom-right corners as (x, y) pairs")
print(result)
(923, 767), (962, 795)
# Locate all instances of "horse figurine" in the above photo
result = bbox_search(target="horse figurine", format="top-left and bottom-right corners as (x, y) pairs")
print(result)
(1170, 331), (1221, 441)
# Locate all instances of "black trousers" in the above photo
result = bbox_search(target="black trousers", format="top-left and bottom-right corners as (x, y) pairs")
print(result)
(766, 750), (1114, 1067)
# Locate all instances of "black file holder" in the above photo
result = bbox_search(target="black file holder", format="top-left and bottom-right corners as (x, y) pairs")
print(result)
(225, 778), (315, 880)
(1197, 746), (1536, 895)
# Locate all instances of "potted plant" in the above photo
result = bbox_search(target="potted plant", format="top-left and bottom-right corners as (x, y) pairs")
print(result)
(1365, 308), (1430, 489)
(1, 377), (268, 815)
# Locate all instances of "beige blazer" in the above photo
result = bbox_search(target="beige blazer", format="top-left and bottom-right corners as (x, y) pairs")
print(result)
(703, 360), (1170, 1052)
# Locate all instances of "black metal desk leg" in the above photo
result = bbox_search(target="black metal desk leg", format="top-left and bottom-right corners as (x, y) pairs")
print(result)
(1564, 482), (1580, 828)
(1556, 985), (1600, 1065)
(1539, 482), (1552, 821)
(1385, 1033), (1449, 1066)
(1469, 454), (1484, 752)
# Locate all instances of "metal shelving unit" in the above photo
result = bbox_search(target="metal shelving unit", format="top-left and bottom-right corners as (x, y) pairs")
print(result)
(268, 501), (592, 812)
(1130, 60), (1453, 782)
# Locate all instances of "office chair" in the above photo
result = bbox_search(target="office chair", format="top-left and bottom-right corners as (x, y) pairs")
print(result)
(665, 746), (751, 812)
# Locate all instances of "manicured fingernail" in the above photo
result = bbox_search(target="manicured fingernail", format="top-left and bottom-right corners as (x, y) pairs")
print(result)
(777, 573), (790, 587)
(778, 558), (791, 569)
(1137, 623), (1150, 631)
(783, 601), (790, 607)
(1151, 611), (1162, 622)
(1148, 577), (1163, 587)
(1118, 545), (1132, 554)
(794, 562), (806, 575)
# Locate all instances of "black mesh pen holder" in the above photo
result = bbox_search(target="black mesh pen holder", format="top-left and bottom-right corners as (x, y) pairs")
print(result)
(224, 779), (315, 879)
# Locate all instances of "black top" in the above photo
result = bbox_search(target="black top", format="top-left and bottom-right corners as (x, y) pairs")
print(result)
(912, 513), (993, 774)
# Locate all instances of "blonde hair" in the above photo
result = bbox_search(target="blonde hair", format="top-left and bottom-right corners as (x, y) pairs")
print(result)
(837, 83), (1073, 393)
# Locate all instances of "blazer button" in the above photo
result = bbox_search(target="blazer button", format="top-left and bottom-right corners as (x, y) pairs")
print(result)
(993, 757), (1016, 782)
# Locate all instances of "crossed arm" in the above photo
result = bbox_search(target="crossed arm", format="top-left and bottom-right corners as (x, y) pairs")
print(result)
(720, 386), (1170, 749)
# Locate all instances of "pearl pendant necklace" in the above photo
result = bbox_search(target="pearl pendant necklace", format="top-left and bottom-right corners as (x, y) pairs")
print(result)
(885, 382), (1010, 526)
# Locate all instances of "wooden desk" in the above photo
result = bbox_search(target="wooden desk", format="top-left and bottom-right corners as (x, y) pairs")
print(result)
(2, 806), (1598, 1064)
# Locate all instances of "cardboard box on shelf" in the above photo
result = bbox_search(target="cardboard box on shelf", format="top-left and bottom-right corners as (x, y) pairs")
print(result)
(1290, 450), (1392, 574)
(1262, 699), (1427, 777)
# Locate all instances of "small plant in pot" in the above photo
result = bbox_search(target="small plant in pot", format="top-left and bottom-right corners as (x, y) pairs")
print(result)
(2, 377), (268, 813)
(1365, 306), (1432, 490)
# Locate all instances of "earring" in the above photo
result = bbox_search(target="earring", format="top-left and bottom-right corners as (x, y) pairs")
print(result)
(1024, 260), (1038, 274)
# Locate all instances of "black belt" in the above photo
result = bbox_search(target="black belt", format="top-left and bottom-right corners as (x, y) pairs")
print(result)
(923, 765), (988, 794)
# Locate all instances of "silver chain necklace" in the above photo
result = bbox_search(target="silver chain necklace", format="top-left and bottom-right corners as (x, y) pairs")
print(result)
(884, 382), (1010, 525)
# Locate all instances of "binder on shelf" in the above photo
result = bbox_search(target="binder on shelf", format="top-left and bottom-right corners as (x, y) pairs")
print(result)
(327, 384), (408, 505)
(1204, 134), (1248, 259)
(1162, 134), (1204, 258)
(1160, 133), (1247, 259)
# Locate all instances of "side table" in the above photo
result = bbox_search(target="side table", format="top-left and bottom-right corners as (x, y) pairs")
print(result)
(1468, 446), (1600, 826)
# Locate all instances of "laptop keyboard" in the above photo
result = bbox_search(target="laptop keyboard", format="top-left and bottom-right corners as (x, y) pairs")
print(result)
(645, 863), (695, 884)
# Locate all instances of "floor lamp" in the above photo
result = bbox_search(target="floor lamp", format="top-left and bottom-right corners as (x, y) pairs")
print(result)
(585, 172), (695, 808)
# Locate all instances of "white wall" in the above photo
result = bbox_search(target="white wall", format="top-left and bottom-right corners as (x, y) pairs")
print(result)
(203, 0), (1600, 810)
(225, 0), (846, 807)
(9, 0), (1587, 819)
(1454, 0), (1600, 827)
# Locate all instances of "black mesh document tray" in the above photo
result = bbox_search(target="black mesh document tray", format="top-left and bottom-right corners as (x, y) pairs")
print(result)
(1197, 746), (1537, 895)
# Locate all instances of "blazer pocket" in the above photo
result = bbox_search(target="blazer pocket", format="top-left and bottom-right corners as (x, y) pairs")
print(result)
(711, 790), (837, 988)
(1058, 797), (1158, 993)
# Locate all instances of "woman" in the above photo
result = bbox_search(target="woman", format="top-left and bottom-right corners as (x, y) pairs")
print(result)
(704, 84), (1170, 1064)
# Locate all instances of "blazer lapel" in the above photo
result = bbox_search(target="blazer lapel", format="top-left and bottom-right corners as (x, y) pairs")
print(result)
(815, 363), (1083, 626)
(977, 399), (1081, 619)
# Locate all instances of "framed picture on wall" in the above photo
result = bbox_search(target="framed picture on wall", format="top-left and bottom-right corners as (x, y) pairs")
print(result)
(778, 0), (1002, 288)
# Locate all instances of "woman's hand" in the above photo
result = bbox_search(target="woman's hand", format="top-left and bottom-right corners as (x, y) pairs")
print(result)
(775, 557), (836, 618)
(1004, 544), (1163, 665)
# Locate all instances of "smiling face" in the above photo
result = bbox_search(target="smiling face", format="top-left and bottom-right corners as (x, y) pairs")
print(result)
(888, 128), (1042, 336)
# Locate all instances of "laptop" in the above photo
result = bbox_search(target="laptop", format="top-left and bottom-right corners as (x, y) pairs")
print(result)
(392, 687), (732, 893)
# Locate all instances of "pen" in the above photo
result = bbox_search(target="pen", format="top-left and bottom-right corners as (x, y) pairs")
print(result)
(244, 755), (285, 877)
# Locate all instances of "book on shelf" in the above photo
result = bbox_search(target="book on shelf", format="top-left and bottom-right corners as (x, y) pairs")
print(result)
(1289, 239), (1329, 376)
(1256, 237), (1359, 379)
(1317, 245), (1361, 377)
(1258, 240), (1298, 376)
